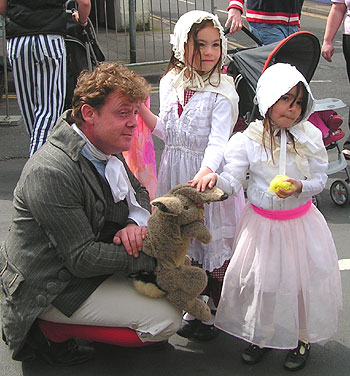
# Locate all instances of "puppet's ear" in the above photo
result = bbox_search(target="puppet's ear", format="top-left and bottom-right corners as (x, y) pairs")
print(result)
(151, 196), (183, 216)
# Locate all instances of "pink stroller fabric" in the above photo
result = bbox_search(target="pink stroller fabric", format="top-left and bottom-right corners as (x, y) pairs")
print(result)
(308, 110), (344, 147)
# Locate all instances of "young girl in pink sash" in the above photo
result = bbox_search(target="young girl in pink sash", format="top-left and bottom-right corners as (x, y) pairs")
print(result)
(139, 11), (245, 341)
(191, 63), (342, 371)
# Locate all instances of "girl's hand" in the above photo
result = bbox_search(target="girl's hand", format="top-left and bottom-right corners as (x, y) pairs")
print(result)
(191, 167), (213, 183)
(113, 224), (147, 258)
(190, 172), (218, 192)
(276, 178), (302, 199)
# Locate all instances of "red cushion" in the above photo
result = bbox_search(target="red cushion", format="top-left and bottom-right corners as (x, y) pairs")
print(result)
(38, 320), (150, 347)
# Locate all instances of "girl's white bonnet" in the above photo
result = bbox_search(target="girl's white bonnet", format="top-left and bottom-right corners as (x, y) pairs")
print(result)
(256, 63), (315, 122)
(170, 10), (228, 66)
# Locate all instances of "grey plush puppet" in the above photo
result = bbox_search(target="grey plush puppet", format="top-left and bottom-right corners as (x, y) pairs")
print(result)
(131, 183), (228, 322)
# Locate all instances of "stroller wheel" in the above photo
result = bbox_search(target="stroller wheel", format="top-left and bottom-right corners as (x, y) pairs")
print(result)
(330, 180), (350, 206)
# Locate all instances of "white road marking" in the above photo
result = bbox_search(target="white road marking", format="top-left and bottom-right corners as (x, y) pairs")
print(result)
(339, 259), (350, 271)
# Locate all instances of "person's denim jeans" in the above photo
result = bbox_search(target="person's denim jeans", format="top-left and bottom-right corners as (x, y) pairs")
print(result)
(249, 23), (299, 45)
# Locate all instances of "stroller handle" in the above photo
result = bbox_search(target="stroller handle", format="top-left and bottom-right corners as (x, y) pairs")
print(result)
(224, 25), (263, 46)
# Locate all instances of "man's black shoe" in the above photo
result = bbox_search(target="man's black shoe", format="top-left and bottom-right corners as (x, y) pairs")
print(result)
(176, 318), (200, 339)
(242, 344), (271, 364)
(38, 338), (95, 367)
(284, 341), (311, 371)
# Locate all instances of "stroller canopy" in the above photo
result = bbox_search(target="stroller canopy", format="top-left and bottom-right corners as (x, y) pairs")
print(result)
(231, 31), (321, 94)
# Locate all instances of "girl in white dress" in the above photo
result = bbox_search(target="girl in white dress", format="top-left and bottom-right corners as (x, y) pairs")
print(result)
(191, 63), (342, 371)
(139, 10), (245, 340)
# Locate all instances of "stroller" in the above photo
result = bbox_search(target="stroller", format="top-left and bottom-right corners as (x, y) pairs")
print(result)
(226, 28), (350, 207)
(64, 0), (105, 109)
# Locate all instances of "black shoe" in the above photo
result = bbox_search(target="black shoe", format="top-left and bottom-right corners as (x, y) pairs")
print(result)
(242, 344), (271, 364)
(284, 341), (311, 371)
(39, 338), (95, 367)
(26, 321), (95, 366)
(193, 322), (220, 341)
(176, 319), (200, 339)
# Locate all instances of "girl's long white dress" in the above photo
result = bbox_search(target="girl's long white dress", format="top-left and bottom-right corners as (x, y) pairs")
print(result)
(214, 126), (342, 349)
(153, 72), (245, 272)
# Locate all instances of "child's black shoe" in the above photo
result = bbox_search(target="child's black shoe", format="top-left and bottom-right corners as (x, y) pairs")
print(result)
(283, 340), (311, 371)
(242, 344), (271, 364)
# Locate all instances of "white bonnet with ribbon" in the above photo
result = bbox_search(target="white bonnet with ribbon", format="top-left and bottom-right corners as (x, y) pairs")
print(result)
(256, 63), (315, 123)
(170, 10), (228, 67)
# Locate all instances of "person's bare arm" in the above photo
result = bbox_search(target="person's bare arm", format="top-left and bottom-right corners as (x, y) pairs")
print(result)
(138, 102), (158, 131)
(73, 0), (91, 26)
(321, 3), (347, 62)
(0, 0), (7, 17)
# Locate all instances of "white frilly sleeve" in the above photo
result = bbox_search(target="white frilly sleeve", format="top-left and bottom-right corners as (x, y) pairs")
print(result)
(298, 157), (328, 198)
(201, 94), (238, 172)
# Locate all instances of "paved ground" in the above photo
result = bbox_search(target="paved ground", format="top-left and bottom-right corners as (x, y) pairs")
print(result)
(1, 1), (350, 375)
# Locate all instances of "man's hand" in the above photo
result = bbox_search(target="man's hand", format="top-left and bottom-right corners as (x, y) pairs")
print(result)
(321, 41), (334, 62)
(225, 8), (243, 34)
(113, 224), (147, 258)
(71, 8), (88, 26)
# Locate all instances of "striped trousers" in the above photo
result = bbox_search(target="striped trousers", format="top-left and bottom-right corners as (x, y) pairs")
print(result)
(7, 35), (66, 156)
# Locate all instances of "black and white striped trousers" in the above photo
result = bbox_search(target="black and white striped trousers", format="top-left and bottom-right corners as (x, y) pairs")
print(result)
(7, 34), (66, 156)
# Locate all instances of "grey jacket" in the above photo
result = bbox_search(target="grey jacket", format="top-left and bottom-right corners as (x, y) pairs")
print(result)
(0, 111), (155, 360)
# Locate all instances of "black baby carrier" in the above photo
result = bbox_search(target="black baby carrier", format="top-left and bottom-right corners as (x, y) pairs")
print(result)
(64, 0), (105, 109)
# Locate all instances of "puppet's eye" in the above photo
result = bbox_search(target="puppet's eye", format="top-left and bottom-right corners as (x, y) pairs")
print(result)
(183, 206), (189, 210)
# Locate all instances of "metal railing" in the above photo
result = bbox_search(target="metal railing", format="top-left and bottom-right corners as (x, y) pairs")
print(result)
(0, 1), (219, 119)
(91, 0), (217, 65)
(0, 17), (21, 126)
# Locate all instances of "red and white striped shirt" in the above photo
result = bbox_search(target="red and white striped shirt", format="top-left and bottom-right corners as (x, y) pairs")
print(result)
(228, 0), (301, 27)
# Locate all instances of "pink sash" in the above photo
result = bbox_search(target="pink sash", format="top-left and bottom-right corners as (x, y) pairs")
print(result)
(251, 199), (312, 220)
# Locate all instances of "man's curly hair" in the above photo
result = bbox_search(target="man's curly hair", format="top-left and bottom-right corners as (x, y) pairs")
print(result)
(72, 62), (151, 126)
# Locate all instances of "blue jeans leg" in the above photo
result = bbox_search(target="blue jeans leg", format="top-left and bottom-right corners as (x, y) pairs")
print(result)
(249, 23), (299, 45)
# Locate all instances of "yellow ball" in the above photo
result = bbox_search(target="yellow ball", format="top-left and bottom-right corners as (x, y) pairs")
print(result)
(268, 175), (295, 194)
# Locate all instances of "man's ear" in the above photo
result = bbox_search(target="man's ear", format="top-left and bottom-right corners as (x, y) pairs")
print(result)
(81, 104), (95, 124)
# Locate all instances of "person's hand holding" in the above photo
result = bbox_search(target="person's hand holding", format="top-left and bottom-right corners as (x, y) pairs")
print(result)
(190, 172), (218, 192)
(71, 9), (88, 26)
(321, 41), (334, 62)
(275, 178), (302, 199)
(225, 8), (243, 34)
(113, 224), (147, 258)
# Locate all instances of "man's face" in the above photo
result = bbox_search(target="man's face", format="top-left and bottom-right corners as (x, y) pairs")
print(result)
(83, 90), (140, 154)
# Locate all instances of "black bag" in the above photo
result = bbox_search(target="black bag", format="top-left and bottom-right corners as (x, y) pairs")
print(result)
(64, 12), (105, 109)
